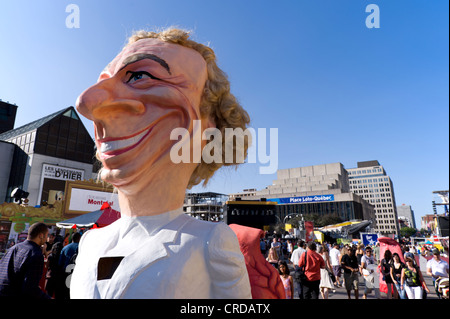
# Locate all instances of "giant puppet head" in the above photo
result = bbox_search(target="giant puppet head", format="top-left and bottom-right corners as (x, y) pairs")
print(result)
(72, 28), (283, 299)
(76, 28), (250, 216)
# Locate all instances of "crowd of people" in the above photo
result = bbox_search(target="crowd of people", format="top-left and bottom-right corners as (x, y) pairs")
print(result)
(1, 222), (448, 300)
(261, 236), (449, 300)
(0, 222), (82, 299)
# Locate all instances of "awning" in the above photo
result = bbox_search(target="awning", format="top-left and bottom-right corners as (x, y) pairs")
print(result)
(345, 220), (372, 235)
(56, 203), (121, 229)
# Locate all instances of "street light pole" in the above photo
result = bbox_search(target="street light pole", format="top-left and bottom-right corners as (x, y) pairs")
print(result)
(283, 213), (300, 224)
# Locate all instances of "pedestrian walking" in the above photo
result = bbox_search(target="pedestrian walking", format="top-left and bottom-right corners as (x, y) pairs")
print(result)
(403, 257), (429, 299)
(286, 240), (293, 259)
(298, 242), (325, 299)
(278, 260), (294, 299)
(426, 248), (449, 299)
(390, 252), (406, 299)
(329, 243), (342, 287)
(381, 249), (396, 299)
(0, 222), (51, 298)
(291, 240), (306, 299)
(318, 245), (334, 299)
(341, 247), (359, 299)
(361, 246), (379, 299)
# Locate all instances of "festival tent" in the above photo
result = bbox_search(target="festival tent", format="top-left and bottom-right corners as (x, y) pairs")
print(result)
(56, 203), (120, 229)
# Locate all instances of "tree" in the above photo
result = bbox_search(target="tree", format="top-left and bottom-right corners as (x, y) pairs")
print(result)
(399, 227), (417, 238)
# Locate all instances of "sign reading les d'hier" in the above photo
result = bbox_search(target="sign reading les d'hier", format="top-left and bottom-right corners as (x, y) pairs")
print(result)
(43, 164), (84, 181)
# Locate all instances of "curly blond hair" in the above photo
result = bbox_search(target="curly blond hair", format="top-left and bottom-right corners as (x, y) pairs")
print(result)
(127, 28), (251, 188)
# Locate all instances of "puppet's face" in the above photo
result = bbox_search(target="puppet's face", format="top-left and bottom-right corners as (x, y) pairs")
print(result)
(76, 38), (208, 190)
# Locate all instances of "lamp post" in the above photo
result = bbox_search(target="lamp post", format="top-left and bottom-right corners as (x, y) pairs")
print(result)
(283, 213), (300, 224)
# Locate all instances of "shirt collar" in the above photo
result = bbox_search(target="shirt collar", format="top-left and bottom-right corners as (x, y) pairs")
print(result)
(118, 206), (184, 239)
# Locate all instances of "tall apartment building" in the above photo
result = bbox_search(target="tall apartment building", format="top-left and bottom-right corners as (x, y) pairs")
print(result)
(347, 160), (399, 236)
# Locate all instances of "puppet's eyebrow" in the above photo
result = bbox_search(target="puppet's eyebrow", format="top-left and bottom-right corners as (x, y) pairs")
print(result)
(118, 53), (171, 75)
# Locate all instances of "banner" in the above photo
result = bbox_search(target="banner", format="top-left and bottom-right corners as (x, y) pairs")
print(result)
(361, 233), (378, 246)
(305, 221), (314, 242)
(267, 194), (334, 204)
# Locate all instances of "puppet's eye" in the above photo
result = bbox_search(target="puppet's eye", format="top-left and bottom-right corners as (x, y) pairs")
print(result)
(126, 71), (159, 84)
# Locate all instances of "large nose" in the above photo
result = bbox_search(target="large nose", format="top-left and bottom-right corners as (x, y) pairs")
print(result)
(76, 77), (145, 122)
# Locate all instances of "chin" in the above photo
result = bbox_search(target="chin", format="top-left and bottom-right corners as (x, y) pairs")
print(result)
(98, 153), (168, 191)
(99, 165), (145, 191)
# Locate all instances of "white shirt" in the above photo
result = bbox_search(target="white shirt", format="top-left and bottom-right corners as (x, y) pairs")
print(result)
(291, 247), (306, 266)
(71, 207), (251, 299)
(361, 254), (375, 264)
(427, 258), (449, 277)
(329, 247), (341, 266)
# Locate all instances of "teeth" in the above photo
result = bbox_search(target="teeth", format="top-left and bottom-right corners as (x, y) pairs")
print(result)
(100, 129), (148, 153)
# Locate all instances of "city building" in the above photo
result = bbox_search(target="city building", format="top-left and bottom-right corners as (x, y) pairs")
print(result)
(183, 192), (228, 221)
(0, 100), (18, 134)
(397, 204), (416, 229)
(347, 160), (400, 236)
(230, 162), (376, 228)
(0, 141), (15, 202)
(0, 106), (97, 206)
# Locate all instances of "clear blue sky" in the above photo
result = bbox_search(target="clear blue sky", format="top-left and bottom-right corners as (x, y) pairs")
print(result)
(0, 0), (448, 228)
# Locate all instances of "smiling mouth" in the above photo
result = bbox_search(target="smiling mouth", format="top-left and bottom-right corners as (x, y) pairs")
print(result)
(98, 126), (153, 158)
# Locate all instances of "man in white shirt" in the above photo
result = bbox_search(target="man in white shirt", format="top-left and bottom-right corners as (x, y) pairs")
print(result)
(426, 248), (449, 299)
(329, 243), (342, 287)
(360, 246), (380, 299)
(291, 240), (306, 299)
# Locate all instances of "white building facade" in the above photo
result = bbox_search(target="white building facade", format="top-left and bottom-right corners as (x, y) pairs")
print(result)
(347, 160), (400, 236)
